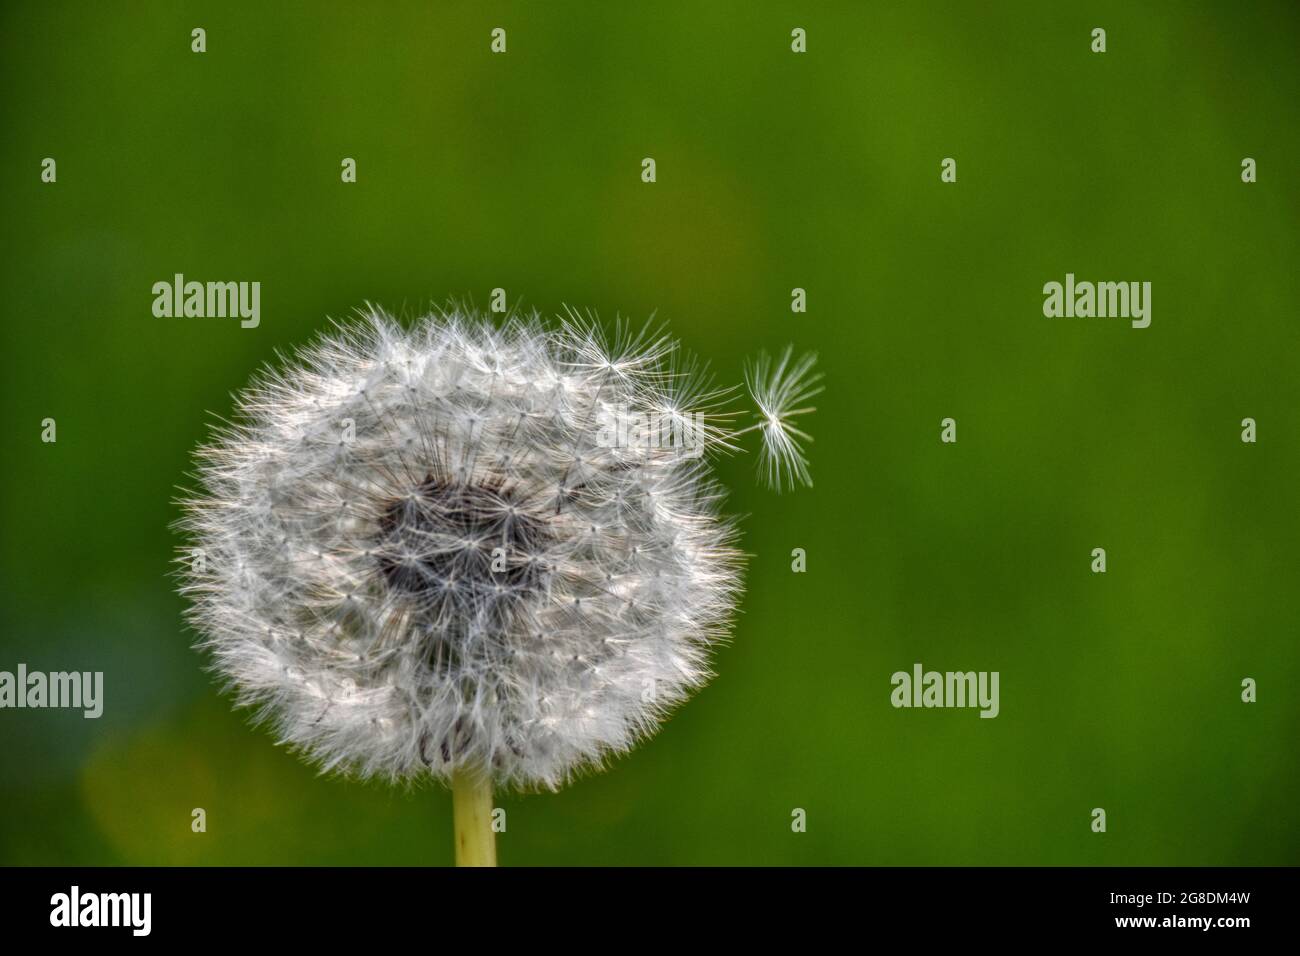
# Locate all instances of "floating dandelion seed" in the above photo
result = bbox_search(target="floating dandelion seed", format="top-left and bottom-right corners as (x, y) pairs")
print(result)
(176, 304), (819, 865)
(744, 346), (824, 492)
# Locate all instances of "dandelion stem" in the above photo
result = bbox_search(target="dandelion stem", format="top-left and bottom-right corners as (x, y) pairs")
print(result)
(451, 771), (497, 867)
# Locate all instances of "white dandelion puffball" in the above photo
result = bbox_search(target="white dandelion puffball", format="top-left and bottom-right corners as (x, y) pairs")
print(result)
(179, 306), (819, 790)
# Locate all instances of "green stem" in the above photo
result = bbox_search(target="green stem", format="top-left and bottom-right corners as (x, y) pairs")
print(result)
(451, 771), (497, 867)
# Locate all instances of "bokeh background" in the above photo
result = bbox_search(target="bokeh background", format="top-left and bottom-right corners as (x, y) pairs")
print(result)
(2, 1), (1297, 866)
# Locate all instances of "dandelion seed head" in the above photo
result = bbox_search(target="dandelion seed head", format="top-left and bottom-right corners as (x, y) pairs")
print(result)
(178, 306), (763, 790)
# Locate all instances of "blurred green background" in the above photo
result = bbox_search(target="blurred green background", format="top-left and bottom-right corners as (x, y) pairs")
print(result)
(2, 1), (1297, 866)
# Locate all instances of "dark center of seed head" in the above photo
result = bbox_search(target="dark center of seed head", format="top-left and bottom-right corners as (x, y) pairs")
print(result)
(376, 476), (551, 618)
